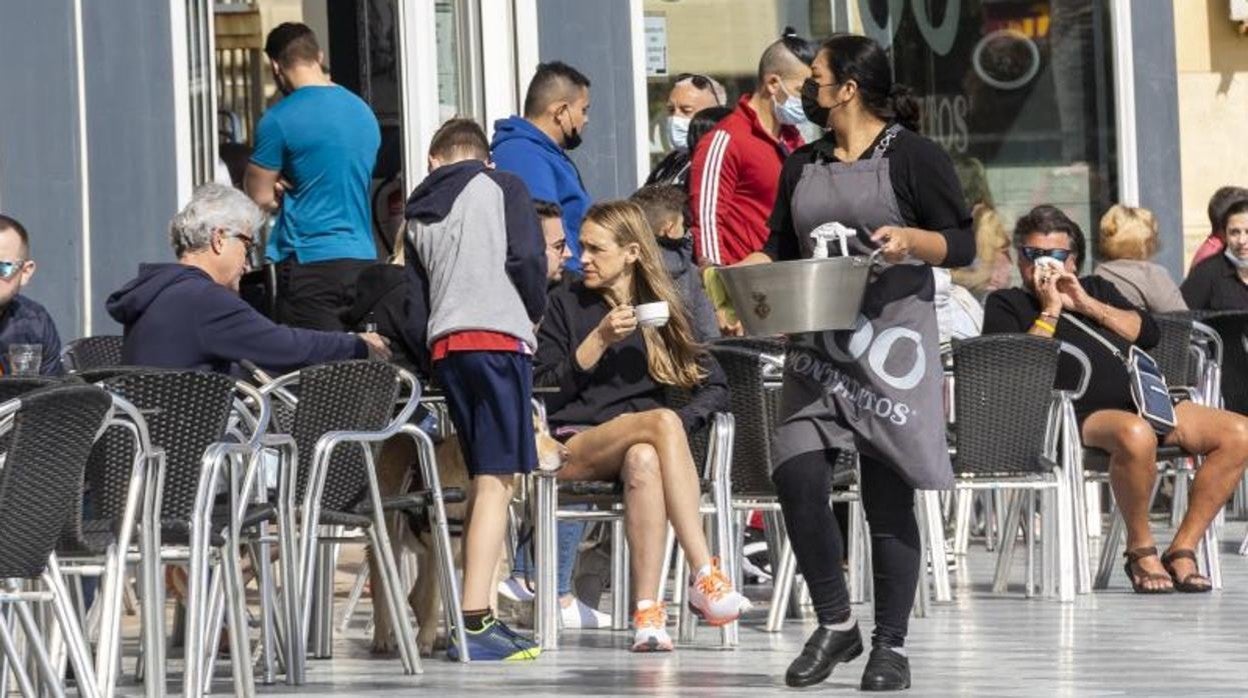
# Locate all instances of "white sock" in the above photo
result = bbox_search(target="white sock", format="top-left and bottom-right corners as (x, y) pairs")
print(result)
(881, 645), (907, 657)
(694, 564), (712, 580)
(820, 616), (856, 631)
(636, 599), (657, 611)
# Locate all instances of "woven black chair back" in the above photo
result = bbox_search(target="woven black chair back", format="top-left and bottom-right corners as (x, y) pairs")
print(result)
(0, 385), (112, 578)
(951, 335), (1060, 476)
(92, 371), (235, 527)
(1203, 311), (1248, 414)
(1152, 315), (1195, 388)
(290, 361), (400, 513)
(709, 344), (782, 498)
(63, 335), (124, 373)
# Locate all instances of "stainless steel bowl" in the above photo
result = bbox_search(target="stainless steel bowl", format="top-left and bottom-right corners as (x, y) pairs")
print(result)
(718, 255), (875, 335)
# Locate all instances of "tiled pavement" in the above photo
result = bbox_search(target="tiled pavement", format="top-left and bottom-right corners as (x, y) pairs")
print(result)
(121, 522), (1248, 697)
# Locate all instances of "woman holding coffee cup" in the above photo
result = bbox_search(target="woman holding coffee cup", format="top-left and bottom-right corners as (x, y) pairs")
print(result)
(534, 200), (750, 653)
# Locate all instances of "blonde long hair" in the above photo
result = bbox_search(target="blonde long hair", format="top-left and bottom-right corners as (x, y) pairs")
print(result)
(951, 203), (1009, 293)
(583, 201), (708, 390)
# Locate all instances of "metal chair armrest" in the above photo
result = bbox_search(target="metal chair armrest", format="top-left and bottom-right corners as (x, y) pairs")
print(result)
(1057, 342), (1092, 401)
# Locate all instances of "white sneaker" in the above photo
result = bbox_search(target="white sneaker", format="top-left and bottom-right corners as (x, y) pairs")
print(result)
(630, 603), (673, 653)
(559, 597), (612, 629)
(687, 557), (752, 626)
(498, 577), (535, 603)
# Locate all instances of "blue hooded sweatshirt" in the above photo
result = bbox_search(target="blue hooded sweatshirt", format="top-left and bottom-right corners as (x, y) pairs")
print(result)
(490, 115), (591, 273)
(106, 263), (366, 374)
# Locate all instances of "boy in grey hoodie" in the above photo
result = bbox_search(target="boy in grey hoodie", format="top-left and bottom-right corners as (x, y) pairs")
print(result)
(402, 118), (548, 661)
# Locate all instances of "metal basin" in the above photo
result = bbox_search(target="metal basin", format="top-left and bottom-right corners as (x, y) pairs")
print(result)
(718, 255), (875, 335)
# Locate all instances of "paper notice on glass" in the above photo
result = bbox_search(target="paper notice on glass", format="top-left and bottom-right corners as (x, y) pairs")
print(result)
(645, 15), (667, 76)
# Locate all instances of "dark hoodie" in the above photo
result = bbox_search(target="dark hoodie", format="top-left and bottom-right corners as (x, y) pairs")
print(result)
(491, 116), (591, 273)
(658, 236), (720, 342)
(106, 263), (365, 374)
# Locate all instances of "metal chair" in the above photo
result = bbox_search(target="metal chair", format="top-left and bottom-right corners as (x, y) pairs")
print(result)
(61, 336), (124, 373)
(0, 384), (113, 698)
(90, 370), (283, 698)
(947, 335), (1083, 601)
(257, 361), (461, 672)
(531, 410), (736, 651)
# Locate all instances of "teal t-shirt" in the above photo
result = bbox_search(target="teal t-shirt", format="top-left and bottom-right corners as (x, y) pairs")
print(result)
(251, 84), (381, 264)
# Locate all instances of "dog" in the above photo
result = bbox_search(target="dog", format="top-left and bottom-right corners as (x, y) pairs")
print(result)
(370, 407), (567, 656)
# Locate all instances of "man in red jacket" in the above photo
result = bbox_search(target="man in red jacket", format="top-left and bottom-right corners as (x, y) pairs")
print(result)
(690, 31), (814, 266)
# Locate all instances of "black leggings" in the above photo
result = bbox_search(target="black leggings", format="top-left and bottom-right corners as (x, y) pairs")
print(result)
(772, 450), (919, 648)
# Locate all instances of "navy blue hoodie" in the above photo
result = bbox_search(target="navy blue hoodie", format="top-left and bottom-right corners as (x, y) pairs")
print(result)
(106, 263), (365, 374)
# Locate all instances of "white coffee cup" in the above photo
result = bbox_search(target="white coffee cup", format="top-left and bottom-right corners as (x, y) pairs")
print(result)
(634, 301), (670, 328)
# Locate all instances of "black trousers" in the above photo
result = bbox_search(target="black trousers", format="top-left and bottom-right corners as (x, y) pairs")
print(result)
(274, 258), (373, 331)
(772, 450), (919, 648)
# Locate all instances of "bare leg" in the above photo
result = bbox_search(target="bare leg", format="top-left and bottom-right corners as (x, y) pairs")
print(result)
(462, 475), (515, 611)
(1082, 409), (1170, 591)
(1165, 402), (1248, 578)
(620, 444), (668, 603)
(562, 410), (713, 575)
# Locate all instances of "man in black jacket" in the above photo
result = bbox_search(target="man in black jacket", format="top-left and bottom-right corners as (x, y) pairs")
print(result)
(108, 183), (390, 374)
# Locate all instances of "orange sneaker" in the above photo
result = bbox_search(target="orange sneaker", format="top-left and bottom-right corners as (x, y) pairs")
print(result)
(630, 602), (673, 653)
(687, 557), (751, 626)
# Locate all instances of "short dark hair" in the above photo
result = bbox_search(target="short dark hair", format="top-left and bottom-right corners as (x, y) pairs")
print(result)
(428, 118), (489, 162)
(757, 27), (816, 83)
(1221, 199), (1248, 233)
(264, 23), (320, 67)
(1014, 205), (1086, 268)
(1208, 185), (1248, 232)
(523, 61), (591, 119)
(630, 184), (686, 234)
(688, 106), (733, 151)
(534, 200), (563, 220)
(0, 214), (29, 256)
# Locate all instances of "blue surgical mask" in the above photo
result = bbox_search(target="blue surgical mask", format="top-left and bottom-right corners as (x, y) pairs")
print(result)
(1224, 249), (1248, 268)
(773, 83), (808, 126)
(666, 115), (691, 150)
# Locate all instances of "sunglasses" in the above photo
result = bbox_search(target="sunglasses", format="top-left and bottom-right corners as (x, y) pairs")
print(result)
(0, 260), (28, 281)
(674, 73), (721, 105)
(1019, 247), (1073, 263)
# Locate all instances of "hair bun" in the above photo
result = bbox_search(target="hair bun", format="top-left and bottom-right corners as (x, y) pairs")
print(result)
(781, 26), (798, 39)
(888, 83), (913, 98)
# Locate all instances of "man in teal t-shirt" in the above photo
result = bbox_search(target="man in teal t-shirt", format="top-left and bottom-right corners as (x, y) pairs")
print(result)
(245, 22), (380, 331)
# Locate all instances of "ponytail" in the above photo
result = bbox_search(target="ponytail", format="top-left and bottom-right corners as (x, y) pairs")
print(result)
(887, 83), (921, 132)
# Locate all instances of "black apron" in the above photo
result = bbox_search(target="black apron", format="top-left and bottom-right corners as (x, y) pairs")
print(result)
(772, 125), (953, 489)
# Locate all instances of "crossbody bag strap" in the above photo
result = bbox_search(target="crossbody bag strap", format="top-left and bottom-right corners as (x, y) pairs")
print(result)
(1059, 312), (1127, 364)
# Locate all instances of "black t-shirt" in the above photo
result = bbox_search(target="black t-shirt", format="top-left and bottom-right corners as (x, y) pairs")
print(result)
(763, 126), (974, 266)
(1180, 253), (1248, 312)
(982, 276), (1160, 420)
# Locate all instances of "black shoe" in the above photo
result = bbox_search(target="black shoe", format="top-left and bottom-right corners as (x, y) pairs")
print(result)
(860, 646), (911, 691)
(784, 624), (864, 688)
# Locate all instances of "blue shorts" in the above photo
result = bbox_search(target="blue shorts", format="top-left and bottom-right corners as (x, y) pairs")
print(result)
(433, 351), (536, 478)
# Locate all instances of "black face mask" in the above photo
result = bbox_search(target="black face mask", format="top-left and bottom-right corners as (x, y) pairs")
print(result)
(558, 108), (583, 151)
(656, 234), (689, 251)
(800, 78), (833, 129)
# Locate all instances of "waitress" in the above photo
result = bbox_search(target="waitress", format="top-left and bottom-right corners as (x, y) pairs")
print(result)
(738, 34), (973, 691)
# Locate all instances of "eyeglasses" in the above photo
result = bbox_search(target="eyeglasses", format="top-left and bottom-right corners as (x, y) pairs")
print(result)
(1019, 247), (1073, 263)
(0, 260), (27, 281)
(229, 231), (256, 253)
(674, 73), (721, 105)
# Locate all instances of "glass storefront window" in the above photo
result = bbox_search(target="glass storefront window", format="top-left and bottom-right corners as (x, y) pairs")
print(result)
(643, 0), (835, 165)
(866, 0), (1117, 268)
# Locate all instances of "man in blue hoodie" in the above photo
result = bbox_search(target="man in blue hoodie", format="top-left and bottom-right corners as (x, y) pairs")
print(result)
(491, 61), (592, 274)
(107, 183), (390, 374)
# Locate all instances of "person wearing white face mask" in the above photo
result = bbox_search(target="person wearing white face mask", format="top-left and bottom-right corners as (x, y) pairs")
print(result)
(689, 28), (814, 268)
(1183, 196), (1248, 311)
(645, 73), (726, 188)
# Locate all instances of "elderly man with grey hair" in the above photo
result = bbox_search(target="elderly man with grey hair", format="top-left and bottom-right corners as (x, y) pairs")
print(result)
(107, 183), (390, 373)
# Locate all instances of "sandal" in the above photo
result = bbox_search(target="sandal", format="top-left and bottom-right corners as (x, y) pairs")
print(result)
(1122, 546), (1174, 594)
(1160, 549), (1213, 593)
